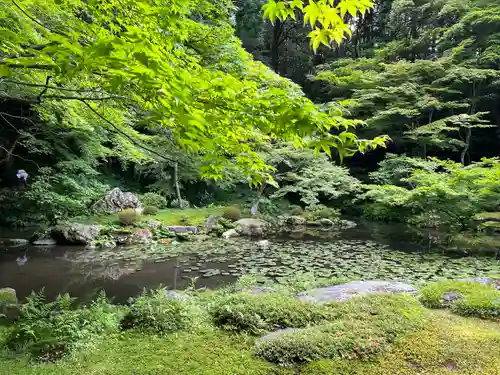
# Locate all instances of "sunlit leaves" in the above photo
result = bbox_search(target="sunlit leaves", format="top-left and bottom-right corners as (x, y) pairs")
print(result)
(263, 0), (374, 51)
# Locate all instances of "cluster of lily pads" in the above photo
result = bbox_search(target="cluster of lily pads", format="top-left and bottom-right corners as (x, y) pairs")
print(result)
(62, 234), (500, 286)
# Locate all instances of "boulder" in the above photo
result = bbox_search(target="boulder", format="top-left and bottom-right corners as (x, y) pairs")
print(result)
(94, 188), (141, 213)
(0, 238), (29, 246)
(284, 215), (306, 227)
(166, 226), (199, 234)
(298, 280), (417, 304)
(442, 292), (463, 306)
(459, 277), (500, 290)
(204, 215), (221, 233)
(51, 223), (101, 245)
(116, 228), (152, 245)
(338, 219), (357, 229)
(222, 229), (239, 239)
(147, 220), (162, 230)
(164, 290), (189, 301)
(0, 288), (21, 324)
(235, 218), (268, 237)
(32, 238), (57, 246)
(319, 218), (334, 227)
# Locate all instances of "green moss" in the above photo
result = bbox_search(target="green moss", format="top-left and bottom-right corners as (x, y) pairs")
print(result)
(255, 294), (427, 366)
(419, 280), (500, 319)
(0, 288), (17, 304)
(210, 292), (332, 334)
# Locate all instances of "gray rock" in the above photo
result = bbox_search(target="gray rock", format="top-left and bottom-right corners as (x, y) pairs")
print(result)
(0, 238), (29, 246)
(298, 280), (417, 304)
(0, 304), (21, 325)
(442, 292), (463, 306)
(204, 215), (221, 233)
(285, 216), (306, 226)
(164, 290), (189, 301)
(147, 220), (162, 229)
(256, 328), (302, 345)
(51, 224), (101, 245)
(32, 238), (57, 246)
(235, 218), (268, 237)
(166, 226), (199, 233)
(319, 218), (334, 227)
(116, 228), (152, 245)
(338, 219), (357, 229)
(222, 229), (239, 239)
(94, 187), (142, 213)
(459, 277), (500, 290)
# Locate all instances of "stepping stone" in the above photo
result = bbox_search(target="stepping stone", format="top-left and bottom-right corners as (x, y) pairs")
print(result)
(297, 280), (417, 303)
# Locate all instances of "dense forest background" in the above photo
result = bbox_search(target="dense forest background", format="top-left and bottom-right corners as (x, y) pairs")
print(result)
(1, 0), (500, 241)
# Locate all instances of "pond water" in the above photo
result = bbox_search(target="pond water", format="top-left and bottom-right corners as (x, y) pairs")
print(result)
(1, 222), (499, 303)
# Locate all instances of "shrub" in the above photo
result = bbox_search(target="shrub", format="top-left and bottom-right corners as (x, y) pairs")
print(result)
(256, 294), (426, 366)
(123, 289), (193, 334)
(419, 280), (500, 319)
(305, 206), (340, 222)
(289, 205), (304, 216)
(255, 321), (386, 365)
(170, 198), (190, 209)
(222, 206), (241, 222)
(118, 209), (141, 226)
(143, 206), (159, 216)
(140, 192), (167, 209)
(5, 292), (121, 361)
(209, 292), (332, 335)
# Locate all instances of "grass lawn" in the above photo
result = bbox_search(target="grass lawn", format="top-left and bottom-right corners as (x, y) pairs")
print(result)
(80, 207), (227, 227)
(1, 310), (500, 375)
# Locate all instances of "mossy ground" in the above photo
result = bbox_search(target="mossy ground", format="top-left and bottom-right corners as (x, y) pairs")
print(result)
(1, 309), (500, 375)
(82, 207), (226, 227)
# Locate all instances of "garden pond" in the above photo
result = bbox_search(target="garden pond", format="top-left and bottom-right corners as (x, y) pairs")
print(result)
(1, 221), (499, 303)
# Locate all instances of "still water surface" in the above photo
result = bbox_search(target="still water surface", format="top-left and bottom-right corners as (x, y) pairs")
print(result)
(1, 222), (499, 303)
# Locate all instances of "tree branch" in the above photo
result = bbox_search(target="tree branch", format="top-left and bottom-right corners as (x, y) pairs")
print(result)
(80, 100), (177, 163)
(12, 0), (68, 37)
(2, 79), (102, 93)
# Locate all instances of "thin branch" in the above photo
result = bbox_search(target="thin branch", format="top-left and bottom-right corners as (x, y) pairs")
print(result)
(2, 79), (102, 93)
(37, 75), (51, 102)
(0, 112), (21, 133)
(80, 100), (177, 163)
(0, 145), (39, 167)
(12, 0), (68, 37)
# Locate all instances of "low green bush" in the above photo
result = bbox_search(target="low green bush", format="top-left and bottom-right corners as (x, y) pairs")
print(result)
(170, 198), (190, 209)
(419, 280), (500, 319)
(209, 292), (332, 335)
(123, 289), (194, 334)
(117, 209), (141, 226)
(4, 292), (121, 361)
(305, 206), (340, 222)
(143, 205), (159, 216)
(256, 294), (426, 366)
(222, 206), (241, 222)
(289, 205), (304, 216)
(140, 192), (167, 209)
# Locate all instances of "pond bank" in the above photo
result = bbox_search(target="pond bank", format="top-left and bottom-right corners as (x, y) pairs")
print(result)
(1, 221), (500, 303)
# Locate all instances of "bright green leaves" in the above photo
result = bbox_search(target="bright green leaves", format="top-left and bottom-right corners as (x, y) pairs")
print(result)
(263, 0), (374, 51)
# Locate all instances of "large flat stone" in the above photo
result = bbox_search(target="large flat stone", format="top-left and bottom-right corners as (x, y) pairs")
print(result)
(297, 280), (417, 303)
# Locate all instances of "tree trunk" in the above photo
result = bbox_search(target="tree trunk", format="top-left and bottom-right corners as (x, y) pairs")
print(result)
(460, 127), (471, 166)
(271, 20), (282, 72)
(174, 162), (183, 209)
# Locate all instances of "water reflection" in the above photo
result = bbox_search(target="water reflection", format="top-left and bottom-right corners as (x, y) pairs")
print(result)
(0, 221), (499, 303)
